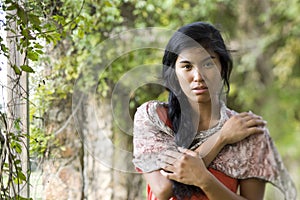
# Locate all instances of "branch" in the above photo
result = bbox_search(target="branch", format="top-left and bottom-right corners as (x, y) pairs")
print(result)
(5, 0), (86, 39)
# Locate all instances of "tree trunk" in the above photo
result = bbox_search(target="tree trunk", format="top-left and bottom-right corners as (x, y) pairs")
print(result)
(6, 8), (29, 198)
(40, 93), (144, 199)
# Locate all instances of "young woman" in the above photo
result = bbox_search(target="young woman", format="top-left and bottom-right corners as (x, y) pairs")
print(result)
(133, 22), (296, 200)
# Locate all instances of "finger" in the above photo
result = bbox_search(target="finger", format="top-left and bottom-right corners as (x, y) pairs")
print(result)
(243, 115), (263, 122)
(161, 163), (176, 173)
(164, 149), (183, 159)
(160, 169), (174, 179)
(160, 169), (169, 178)
(247, 111), (263, 118)
(241, 114), (263, 122)
(246, 119), (267, 127)
(238, 112), (263, 120)
(238, 112), (252, 117)
(158, 154), (177, 165)
(247, 127), (265, 135)
(251, 114), (263, 119)
(178, 147), (197, 157)
(160, 169), (179, 181)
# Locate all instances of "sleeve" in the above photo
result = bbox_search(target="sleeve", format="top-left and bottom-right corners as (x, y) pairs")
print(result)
(132, 101), (177, 173)
(210, 128), (297, 200)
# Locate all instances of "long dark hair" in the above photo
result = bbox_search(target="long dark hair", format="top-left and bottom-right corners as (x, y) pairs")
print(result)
(162, 22), (233, 199)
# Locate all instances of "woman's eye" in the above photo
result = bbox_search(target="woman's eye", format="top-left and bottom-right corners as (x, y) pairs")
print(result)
(202, 61), (215, 68)
(183, 64), (193, 70)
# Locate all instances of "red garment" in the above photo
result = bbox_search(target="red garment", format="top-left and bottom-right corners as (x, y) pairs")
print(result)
(146, 168), (238, 200)
(132, 101), (297, 200)
(144, 105), (238, 199)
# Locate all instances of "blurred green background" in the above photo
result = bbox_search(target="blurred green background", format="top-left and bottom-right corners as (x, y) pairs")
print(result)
(3, 0), (299, 199)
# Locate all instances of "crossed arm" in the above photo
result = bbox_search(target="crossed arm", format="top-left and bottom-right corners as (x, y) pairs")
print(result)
(143, 112), (266, 200)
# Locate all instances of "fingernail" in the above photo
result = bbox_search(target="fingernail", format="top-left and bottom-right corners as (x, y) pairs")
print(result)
(178, 147), (185, 151)
(160, 169), (166, 176)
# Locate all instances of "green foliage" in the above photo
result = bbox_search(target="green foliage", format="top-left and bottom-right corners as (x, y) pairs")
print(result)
(3, 1), (43, 73)
(1, 0), (299, 198)
(0, 0), (70, 198)
(0, 113), (30, 200)
(35, 0), (239, 101)
(24, 0), (300, 158)
(227, 0), (300, 161)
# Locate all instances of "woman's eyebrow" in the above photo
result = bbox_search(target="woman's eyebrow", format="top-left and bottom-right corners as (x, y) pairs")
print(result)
(178, 55), (216, 64)
(179, 60), (192, 64)
(202, 55), (216, 63)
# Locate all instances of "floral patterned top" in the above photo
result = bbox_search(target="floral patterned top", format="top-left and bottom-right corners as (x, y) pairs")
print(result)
(132, 100), (297, 200)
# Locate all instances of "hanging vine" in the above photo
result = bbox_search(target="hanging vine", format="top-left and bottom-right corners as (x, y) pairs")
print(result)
(0, 0), (73, 198)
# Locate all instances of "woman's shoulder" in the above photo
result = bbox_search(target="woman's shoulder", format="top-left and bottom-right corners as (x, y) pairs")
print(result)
(224, 106), (239, 117)
(210, 123), (295, 199)
(135, 100), (168, 121)
(224, 106), (271, 142)
(132, 101), (175, 172)
(225, 106), (260, 118)
(137, 100), (168, 112)
(212, 106), (278, 180)
(134, 100), (173, 135)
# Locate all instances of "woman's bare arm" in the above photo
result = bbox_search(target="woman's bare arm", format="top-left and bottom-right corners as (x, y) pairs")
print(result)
(160, 148), (265, 200)
(143, 171), (173, 200)
(194, 171), (265, 200)
(239, 178), (266, 200)
(198, 112), (266, 166)
(143, 112), (266, 199)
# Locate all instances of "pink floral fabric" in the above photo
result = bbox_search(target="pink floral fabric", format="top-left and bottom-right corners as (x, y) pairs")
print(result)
(132, 100), (297, 200)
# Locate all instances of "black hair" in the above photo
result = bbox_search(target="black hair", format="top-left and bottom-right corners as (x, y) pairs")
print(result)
(162, 21), (233, 199)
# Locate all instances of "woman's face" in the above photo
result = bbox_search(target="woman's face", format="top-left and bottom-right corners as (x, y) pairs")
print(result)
(175, 47), (223, 104)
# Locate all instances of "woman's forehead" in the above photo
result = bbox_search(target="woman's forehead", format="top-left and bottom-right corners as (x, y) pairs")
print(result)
(177, 47), (216, 62)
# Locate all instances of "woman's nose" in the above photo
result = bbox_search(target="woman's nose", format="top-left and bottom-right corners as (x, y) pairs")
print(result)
(193, 69), (203, 82)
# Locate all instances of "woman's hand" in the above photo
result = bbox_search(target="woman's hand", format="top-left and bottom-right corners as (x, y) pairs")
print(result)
(195, 111), (267, 164)
(219, 112), (266, 145)
(159, 147), (209, 187)
(159, 147), (264, 200)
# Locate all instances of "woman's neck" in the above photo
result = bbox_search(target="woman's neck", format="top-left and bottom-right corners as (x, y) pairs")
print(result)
(190, 100), (221, 132)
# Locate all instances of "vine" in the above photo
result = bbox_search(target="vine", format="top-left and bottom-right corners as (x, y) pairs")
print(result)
(0, 2), (223, 198)
(0, 0), (69, 198)
(2, 0), (298, 199)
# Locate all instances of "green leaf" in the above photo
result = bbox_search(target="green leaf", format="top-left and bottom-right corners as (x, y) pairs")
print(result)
(35, 49), (44, 55)
(15, 159), (21, 165)
(15, 147), (22, 154)
(6, 4), (17, 11)
(27, 51), (39, 61)
(29, 14), (41, 26)
(17, 6), (27, 24)
(3, 162), (9, 169)
(12, 65), (22, 75)
(20, 65), (35, 73)
(1, 44), (8, 54)
(11, 141), (22, 154)
(17, 171), (26, 181)
(16, 195), (33, 200)
(78, 29), (84, 38)
(104, 0), (113, 7)
(34, 43), (43, 49)
(21, 29), (29, 39)
(14, 118), (21, 130)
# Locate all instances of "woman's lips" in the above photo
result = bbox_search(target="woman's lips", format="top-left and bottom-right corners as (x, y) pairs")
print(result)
(192, 86), (208, 94)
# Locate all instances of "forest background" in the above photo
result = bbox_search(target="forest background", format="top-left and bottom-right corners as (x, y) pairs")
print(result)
(0, 0), (299, 199)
